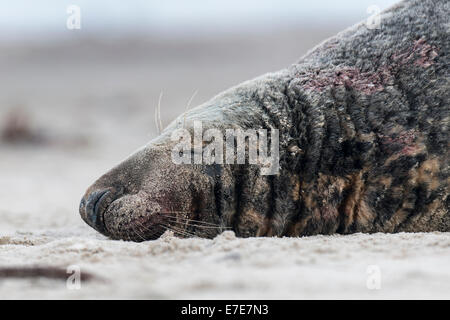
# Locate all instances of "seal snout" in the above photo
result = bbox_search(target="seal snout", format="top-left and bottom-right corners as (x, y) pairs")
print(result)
(79, 189), (112, 234)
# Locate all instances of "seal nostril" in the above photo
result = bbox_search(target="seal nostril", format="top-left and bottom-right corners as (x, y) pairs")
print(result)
(82, 189), (110, 232)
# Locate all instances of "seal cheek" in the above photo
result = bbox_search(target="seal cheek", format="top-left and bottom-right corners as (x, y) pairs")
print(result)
(102, 195), (167, 241)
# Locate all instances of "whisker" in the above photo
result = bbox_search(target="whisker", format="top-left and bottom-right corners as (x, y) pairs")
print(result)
(154, 91), (164, 134)
(164, 216), (229, 230)
(154, 103), (160, 135)
(161, 217), (224, 240)
(157, 91), (163, 132)
(134, 220), (165, 240)
(130, 224), (147, 242)
(158, 223), (173, 236)
(161, 223), (196, 238)
(174, 226), (197, 238)
(183, 89), (198, 128)
(158, 212), (226, 227)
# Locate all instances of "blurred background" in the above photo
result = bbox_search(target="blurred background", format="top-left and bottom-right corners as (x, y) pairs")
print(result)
(0, 0), (398, 233)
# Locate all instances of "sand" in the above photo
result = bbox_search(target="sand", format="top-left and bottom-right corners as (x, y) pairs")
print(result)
(1, 229), (450, 299)
(1, 29), (449, 299)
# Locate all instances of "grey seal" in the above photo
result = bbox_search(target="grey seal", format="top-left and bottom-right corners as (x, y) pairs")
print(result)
(80, 0), (449, 241)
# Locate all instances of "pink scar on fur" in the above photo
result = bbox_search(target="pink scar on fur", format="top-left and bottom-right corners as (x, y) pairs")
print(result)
(392, 37), (439, 68)
(301, 38), (438, 94)
(302, 67), (390, 95)
(380, 129), (419, 155)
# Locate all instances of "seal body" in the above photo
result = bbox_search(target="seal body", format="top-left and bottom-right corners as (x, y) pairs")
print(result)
(80, 0), (449, 241)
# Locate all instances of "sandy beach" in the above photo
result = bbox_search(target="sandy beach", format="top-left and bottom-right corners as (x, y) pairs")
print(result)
(1, 27), (449, 299)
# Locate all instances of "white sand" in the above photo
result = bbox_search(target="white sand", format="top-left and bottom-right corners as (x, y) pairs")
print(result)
(1, 32), (449, 299)
(1, 227), (450, 299)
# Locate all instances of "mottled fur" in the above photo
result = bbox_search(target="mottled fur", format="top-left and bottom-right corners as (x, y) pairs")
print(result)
(80, 0), (449, 241)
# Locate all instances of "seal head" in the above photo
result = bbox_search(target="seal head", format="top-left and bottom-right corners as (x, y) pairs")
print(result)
(80, 141), (222, 241)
